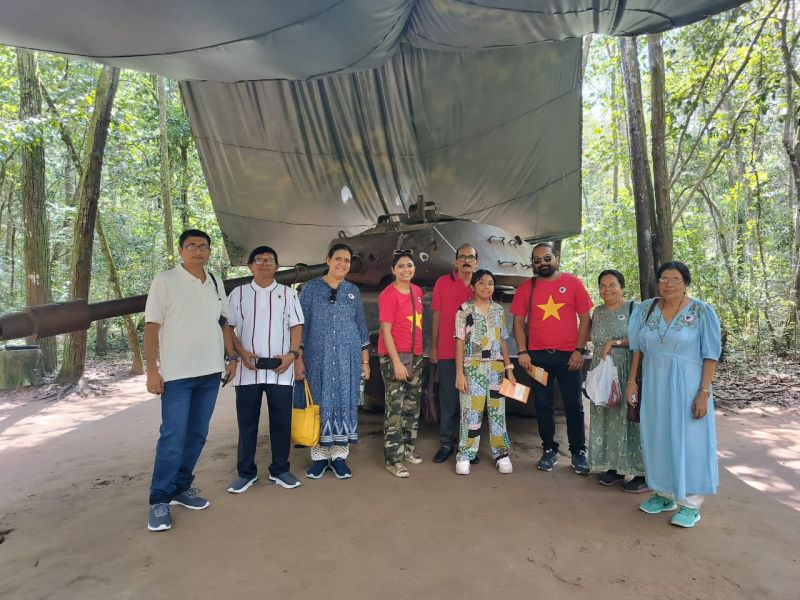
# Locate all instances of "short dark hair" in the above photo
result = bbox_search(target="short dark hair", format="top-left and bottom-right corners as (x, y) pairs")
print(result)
(247, 245), (278, 265)
(470, 269), (495, 287)
(179, 229), (211, 247)
(532, 241), (557, 256)
(327, 243), (353, 259)
(656, 261), (691, 285)
(598, 269), (625, 288)
(455, 243), (479, 261)
(391, 251), (414, 268)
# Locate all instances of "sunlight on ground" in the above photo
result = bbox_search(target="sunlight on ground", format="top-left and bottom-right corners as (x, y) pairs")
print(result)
(0, 378), (152, 452)
(1, 383), (798, 512)
(718, 407), (800, 512)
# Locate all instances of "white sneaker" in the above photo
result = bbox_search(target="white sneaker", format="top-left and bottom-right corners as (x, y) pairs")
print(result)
(496, 456), (513, 474)
(455, 459), (471, 475)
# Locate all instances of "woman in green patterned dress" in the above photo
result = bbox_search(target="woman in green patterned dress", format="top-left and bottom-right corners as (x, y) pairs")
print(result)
(588, 270), (648, 493)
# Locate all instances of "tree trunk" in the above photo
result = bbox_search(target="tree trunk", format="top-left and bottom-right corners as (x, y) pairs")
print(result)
(51, 159), (75, 275)
(95, 319), (108, 355)
(0, 347), (45, 389)
(16, 48), (57, 373)
(97, 216), (145, 374)
(157, 76), (176, 266)
(648, 33), (673, 263)
(56, 66), (120, 384)
(179, 142), (190, 230)
(779, 0), (800, 349)
(619, 36), (658, 299)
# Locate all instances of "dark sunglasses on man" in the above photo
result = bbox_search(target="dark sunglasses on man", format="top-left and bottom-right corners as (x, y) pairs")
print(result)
(532, 255), (555, 265)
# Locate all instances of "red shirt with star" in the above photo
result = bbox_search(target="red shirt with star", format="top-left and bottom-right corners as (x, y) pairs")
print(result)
(510, 273), (593, 352)
(378, 283), (424, 355)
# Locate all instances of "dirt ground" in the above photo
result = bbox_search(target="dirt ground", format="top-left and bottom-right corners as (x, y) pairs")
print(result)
(0, 369), (798, 600)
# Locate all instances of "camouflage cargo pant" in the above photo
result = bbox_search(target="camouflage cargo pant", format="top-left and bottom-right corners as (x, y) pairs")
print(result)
(380, 355), (423, 465)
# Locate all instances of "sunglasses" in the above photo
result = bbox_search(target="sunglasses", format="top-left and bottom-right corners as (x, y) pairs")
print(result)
(393, 248), (414, 256)
(328, 287), (339, 304)
(532, 255), (555, 264)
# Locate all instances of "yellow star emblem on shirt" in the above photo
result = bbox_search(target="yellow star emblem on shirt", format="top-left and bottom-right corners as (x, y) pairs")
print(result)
(537, 294), (565, 321)
(407, 314), (423, 330)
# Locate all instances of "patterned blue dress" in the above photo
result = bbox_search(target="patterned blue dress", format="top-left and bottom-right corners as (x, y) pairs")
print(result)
(294, 277), (370, 447)
(628, 298), (721, 499)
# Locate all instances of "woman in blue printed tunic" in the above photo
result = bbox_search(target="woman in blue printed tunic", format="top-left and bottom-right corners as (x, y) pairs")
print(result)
(626, 261), (721, 528)
(295, 244), (370, 480)
(454, 270), (516, 476)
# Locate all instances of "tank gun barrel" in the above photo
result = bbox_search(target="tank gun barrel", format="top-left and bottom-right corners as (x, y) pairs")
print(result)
(0, 261), (344, 342)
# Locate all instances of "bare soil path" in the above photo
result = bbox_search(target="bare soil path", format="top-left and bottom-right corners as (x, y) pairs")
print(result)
(0, 370), (797, 600)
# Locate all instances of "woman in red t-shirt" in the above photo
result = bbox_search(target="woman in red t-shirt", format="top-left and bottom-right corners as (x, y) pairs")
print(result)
(378, 251), (424, 478)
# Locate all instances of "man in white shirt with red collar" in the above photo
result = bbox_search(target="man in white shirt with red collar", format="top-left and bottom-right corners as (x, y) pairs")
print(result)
(226, 245), (304, 493)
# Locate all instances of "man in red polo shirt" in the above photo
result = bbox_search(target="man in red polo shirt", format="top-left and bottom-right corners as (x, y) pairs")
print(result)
(430, 244), (478, 463)
(511, 242), (592, 475)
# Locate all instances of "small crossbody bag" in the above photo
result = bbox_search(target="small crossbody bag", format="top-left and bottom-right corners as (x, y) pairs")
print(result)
(396, 289), (417, 372)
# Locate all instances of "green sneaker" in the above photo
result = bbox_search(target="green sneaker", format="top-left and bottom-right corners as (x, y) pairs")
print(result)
(638, 494), (678, 514)
(670, 506), (701, 528)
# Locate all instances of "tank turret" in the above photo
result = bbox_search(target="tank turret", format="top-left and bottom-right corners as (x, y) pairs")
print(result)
(340, 197), (534, 290)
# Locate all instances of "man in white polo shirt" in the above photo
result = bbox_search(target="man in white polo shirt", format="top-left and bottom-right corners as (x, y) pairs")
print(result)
(226, 245), (304, 493)
(144, 229), (237, 532)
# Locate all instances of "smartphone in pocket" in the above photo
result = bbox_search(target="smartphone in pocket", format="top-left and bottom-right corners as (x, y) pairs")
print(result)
(255, 357), (282, 370)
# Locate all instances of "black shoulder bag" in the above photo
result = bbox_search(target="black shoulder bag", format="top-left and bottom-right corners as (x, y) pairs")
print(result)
(208, 272), (228, 328)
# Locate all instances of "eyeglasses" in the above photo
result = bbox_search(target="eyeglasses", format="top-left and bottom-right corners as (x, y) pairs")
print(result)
(183, 243), (210, 252)
(328, 287), (339, 304)
(393, 249), (414, 256)
(658, 277), (683, 285)
(456, 254), (477, 262)
(532, 255), (554, 264)
(252, 258), (276, 266)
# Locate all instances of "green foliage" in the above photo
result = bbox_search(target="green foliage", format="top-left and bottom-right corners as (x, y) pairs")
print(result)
(564, 0), (800, 362)
(0, 0), (798, 368)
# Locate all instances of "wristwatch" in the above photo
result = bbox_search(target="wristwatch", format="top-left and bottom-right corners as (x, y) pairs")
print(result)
(289, 349), (300, 359)
(225, 354), (240, 363)
(614, 339), (622, 346)
(575, 347), (586, 354)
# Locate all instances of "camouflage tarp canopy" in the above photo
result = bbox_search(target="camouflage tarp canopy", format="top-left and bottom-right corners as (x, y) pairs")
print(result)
(0, 1), (749, 263)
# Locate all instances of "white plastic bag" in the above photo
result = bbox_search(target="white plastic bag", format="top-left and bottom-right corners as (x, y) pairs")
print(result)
(584, 356), (621, 407)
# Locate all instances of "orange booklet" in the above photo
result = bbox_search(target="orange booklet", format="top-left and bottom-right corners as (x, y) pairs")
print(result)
(499, 379), (531, 403)
(524, 364), (549, 387)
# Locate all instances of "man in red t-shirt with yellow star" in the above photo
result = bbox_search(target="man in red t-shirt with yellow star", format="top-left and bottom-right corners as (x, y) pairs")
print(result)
(511, 242), (592, 475)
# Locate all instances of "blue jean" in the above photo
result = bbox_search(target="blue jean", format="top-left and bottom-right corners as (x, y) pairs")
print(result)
(149, 372), (221, 505)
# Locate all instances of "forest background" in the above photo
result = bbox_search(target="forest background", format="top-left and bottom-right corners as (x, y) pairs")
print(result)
(0, 0), (798, 384)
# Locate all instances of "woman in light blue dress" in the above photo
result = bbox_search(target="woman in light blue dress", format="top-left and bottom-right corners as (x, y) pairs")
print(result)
(626, 261), (721, 528)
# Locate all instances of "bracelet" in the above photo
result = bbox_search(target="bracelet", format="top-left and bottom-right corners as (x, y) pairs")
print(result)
(518, 350), (529, 355)
(362, 362), (369, 365)
(626, 381), (638, 387)
(699, 388), (710, 395)
(504, 364), (514, 370)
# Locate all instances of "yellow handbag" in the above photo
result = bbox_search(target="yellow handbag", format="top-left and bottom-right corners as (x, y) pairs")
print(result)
(291, 379), (320, 447)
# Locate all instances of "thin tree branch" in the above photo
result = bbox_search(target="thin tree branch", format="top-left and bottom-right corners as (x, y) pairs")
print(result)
(669, 0), (781, 189)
